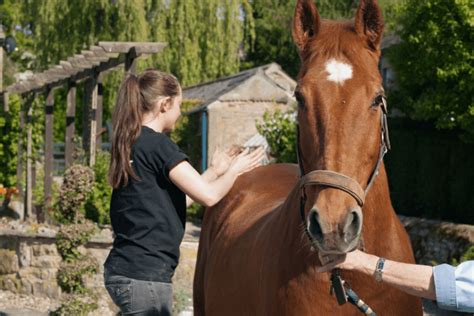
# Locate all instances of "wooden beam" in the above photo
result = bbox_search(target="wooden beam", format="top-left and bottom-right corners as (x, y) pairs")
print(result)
(81, 50), (109, 63)
(65, 82), (76, 168)
(88, 75), (98, 166)
(2, 92), (8, 112)
(44, 89), (54, 208)
(96, 74), (103, 151)
(67, 56), (92, 70)
(16, 105), (25, 201)
(25, 97), (34, 221)
(82, 79), (91, 157)
(98, 41), (166, 54)
(3, 41), (167, 95)
(74, 54), (100, 67)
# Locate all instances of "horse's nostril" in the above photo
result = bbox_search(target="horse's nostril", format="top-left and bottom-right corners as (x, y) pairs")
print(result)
(343, 210), (362, 242)
(308, 210), (323, 240)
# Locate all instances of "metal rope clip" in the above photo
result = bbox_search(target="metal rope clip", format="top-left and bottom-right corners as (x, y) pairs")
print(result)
(330, 269), (348, 305)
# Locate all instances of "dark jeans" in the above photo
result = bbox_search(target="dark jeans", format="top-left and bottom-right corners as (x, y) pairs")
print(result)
(104, 268), (173, 316)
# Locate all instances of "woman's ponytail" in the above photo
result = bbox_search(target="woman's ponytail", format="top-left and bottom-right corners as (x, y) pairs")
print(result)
(108, 70), (180, 188)
(109, 74), (143, 188)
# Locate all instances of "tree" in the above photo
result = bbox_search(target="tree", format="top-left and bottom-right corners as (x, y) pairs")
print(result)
(242, 0), (359, 77)
(387, 0), (474, 141)
(242, 0), (401, 77)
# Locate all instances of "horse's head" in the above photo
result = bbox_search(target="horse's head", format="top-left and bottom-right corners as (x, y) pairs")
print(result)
(292, 0), (388, 254)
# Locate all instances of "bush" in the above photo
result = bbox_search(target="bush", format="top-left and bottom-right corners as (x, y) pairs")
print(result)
(56, 222), (96, 262)
(256, 110), (297, 163)
(51, 293), (98, 316)
(54, 165), (94, 223)
(85, 151), (112, 225)
(57, 257), (98, 293)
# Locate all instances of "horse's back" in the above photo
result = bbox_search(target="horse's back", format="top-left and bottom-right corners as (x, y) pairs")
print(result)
(193, 164), (299, 315)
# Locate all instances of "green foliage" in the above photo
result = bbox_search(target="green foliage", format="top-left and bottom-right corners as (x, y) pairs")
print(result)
(387, 0), (474, 141)
(0, 95), (21, 187)
(51, 293), (98, 316)
(460, 246), (474, 262)
(54, 165), (94, 224)
(186, 203), (205, 222)
(256, 110), (297, 163)
(56, 222), (96, 262)
(451, 246), (474, 266)
(57, 257), (98, 293)
(85, 151), (112, 225)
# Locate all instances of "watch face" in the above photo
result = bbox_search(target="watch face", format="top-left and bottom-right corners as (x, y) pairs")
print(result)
(375, 258), (385, 282)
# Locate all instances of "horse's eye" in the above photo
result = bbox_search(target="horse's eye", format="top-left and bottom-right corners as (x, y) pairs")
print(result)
(371, 94), (384, 108)
(295, 91), (305, 108)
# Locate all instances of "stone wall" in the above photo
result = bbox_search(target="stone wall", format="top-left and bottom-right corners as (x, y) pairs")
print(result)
(0, 222), (113, 300)
(400, 216), (474, 265)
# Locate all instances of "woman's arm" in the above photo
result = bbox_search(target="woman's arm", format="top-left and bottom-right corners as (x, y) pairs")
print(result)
(317, 250), (436, 300)
(184, 167), (218, 207)
(170, 148), (264, 207)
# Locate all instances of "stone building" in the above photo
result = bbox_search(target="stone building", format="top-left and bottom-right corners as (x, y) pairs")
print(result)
(182, 63), (296, 171)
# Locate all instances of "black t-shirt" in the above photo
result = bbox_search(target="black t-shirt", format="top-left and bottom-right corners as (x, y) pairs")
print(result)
(104, 126), (188, 283)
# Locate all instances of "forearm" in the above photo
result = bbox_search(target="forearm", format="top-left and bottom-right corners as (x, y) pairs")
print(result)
(204, 169), (238, 206)
(186, 167), (219, 207)
(354, 253), (436, 300)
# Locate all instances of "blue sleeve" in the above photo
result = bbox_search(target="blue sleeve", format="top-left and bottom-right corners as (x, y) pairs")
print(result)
(433, 261), (474, 313)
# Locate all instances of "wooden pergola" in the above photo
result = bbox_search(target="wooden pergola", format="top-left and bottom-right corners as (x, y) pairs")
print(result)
(0, 41), (166, 221)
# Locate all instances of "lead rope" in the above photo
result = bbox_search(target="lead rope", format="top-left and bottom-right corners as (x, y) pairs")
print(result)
(330, 269), (377, 316)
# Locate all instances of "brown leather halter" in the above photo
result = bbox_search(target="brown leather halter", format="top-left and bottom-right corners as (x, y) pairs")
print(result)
(297, 93), (390, 224)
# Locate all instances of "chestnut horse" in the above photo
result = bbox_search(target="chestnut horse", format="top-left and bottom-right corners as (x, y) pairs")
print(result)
(194, 0), (422, 315)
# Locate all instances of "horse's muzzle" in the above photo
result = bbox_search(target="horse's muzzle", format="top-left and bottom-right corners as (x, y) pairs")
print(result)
(307, 207), (363, 253)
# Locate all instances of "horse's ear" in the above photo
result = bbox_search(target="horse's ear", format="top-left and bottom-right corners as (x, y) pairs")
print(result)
(292, 0), (320, 53)
(354, 0), (384, 50)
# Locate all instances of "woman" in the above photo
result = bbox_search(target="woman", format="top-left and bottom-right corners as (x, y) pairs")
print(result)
(104, 69), (265, 315)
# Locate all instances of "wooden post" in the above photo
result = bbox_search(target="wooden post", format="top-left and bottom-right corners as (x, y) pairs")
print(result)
(0, 41), (3, 92)
(25, 96), (34, 221)
(16, 104), (24, 200)
(125, 49), (137, 74)
(88, 75), (98, 166)
(44, 89), (54, 208)
(96, 74), (103, 151)
(3, 92), (9, 113)
(65, 82), (76, 168)
(82, 79), (91, 156)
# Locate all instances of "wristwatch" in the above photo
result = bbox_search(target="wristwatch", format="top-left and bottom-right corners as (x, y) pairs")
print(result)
(374, 257), (385, 282)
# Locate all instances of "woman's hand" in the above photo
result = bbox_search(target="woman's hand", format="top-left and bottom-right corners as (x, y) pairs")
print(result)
(317, 250), (372, 273)
(228, 147), (265, 176)
(210, 146), (240, 177)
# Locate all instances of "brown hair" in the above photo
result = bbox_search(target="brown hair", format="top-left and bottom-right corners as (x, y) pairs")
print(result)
(108, 69), (181, 188)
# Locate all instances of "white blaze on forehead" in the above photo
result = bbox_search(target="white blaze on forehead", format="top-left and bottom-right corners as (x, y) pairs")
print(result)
(325, 59), (353, 84)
